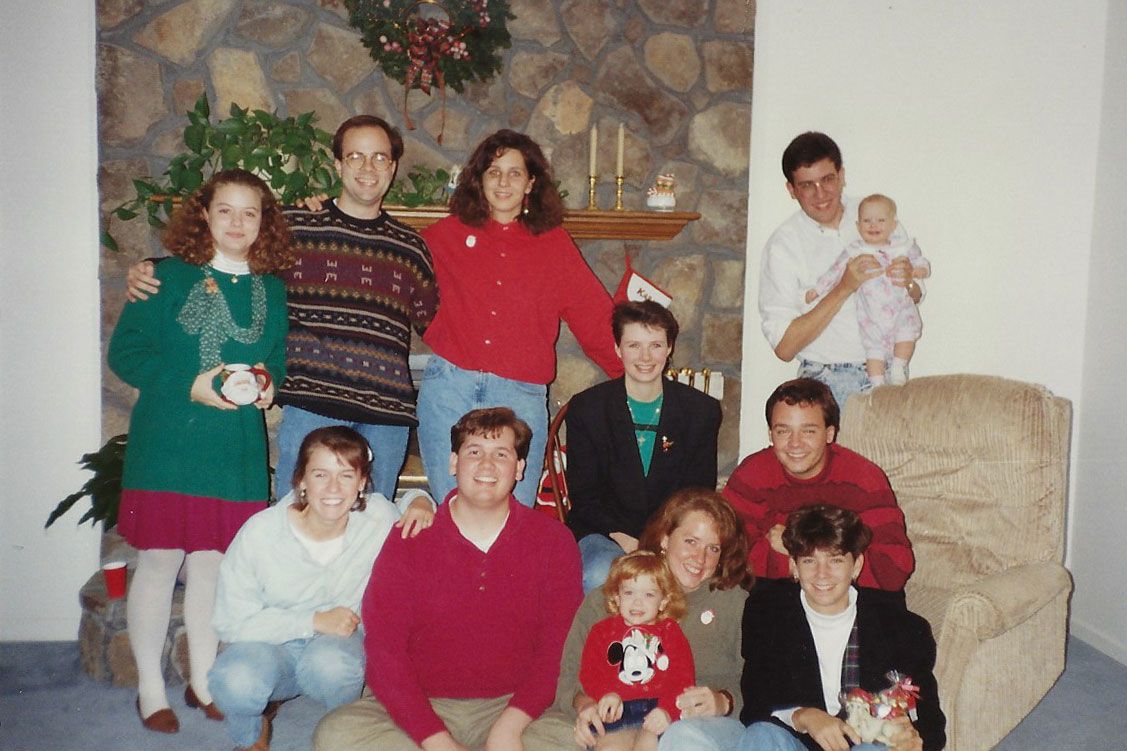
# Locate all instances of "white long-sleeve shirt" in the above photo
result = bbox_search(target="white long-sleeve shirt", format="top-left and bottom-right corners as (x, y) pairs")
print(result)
(758, 196), (919, 364)
(212, 489), (432, 644)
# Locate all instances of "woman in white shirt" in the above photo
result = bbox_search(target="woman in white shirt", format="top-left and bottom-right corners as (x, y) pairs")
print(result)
(208, 426), (434, 751)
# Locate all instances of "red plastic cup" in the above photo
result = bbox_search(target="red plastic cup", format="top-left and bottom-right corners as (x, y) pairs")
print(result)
(102, 560), (127, 599)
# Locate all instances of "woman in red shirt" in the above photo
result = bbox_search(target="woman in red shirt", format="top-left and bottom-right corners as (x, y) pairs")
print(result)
(417, 129), (621, 506)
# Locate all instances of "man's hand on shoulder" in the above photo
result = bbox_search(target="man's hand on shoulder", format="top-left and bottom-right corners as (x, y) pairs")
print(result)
(296, 193), (330, 212)
(126, 260), (159, 302)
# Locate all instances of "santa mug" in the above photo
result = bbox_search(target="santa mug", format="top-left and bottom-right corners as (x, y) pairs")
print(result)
(218, 363), (271, 406)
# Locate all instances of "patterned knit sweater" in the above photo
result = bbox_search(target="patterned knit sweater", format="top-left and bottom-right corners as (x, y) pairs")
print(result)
(276, 201), (439, 426)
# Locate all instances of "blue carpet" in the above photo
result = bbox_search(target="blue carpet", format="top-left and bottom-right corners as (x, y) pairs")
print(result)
(2, 636), (1126, 749)
(0, 641), (321, 751)
(994, 638), (1127, 750)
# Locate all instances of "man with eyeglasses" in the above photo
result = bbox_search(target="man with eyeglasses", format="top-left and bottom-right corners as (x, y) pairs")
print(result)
(127, 115), (439, 501)
(758, 132), (922, 409)
(268, 115), (439, 501)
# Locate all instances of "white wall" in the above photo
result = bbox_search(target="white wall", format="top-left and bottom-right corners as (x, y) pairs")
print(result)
(744, 1), (1123, 662)
(0, 3), (102, 639)
(1069, 1), (1127, 663)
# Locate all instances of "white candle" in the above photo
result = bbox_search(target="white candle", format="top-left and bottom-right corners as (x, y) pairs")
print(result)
(616, 124), (625, 177)
(589, 125), (598, 176)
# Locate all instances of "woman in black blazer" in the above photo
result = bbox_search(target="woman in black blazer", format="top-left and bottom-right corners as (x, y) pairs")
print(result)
(564, 301), (722, 593)
(738, 505), (945, 751)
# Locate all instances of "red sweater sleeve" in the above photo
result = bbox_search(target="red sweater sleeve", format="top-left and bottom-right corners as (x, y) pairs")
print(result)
(722, 452), (779, 578)
(578, 617), (619, 704)
(854, 482), (915, 590)
(507, 518), (584, 719)
(362, 534), (446, 745)
(554, 232), (623, 379)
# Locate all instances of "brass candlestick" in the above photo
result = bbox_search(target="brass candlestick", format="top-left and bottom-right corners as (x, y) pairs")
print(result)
(587, 175), (598, 210)
(614, 175), (625, 211)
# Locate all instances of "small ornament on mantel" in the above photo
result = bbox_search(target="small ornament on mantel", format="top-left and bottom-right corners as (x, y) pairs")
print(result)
(646, 173), (676, 211)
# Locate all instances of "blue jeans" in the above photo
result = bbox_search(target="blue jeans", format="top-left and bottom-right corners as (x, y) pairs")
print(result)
(578, 534), (625, 594)
(738, 721), (885, 751)
(275, 406), (410, 500)
(416, 354), (548, 507)
(209, 633), (365, 748)
(797, 360), (871, 413)
(658, 716), (746, 750)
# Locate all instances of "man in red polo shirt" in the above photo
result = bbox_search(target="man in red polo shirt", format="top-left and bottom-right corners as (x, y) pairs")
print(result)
(313, 407), (582, 751)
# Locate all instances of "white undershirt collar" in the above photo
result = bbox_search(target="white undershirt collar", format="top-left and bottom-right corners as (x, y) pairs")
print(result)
(211, 250), (251, 276)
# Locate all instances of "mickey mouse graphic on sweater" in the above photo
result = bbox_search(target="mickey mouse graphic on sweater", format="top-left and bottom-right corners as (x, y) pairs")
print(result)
(578, 615), (696, 722)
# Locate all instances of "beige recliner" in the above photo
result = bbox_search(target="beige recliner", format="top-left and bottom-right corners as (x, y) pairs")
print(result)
(839, 374), (1073, 751)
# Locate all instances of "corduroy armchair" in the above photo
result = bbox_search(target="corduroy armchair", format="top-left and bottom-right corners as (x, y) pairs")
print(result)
(839, 375), (1072, 751)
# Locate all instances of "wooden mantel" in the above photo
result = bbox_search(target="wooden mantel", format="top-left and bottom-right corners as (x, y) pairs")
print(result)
(151, 196), (698, 241)
(385, 206), (700, 241)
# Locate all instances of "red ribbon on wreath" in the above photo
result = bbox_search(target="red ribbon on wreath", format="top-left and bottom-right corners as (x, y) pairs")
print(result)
(400, 2), (473, 144)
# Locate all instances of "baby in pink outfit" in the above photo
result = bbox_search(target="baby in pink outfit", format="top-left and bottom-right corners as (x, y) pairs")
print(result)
(806, 194), (931, 386)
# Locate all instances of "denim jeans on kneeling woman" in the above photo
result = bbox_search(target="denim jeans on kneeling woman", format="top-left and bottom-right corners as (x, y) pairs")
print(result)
(208, 633), (364, 748)
(415, 354), (548, 508)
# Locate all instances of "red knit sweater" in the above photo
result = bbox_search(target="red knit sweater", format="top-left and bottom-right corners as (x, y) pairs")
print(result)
(722, 443), (914, 591)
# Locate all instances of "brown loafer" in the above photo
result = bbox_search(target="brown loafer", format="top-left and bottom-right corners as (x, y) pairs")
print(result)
(184, 684), (225, 721)
(236, 715), (271, 751)
(136, 697), (180, 733)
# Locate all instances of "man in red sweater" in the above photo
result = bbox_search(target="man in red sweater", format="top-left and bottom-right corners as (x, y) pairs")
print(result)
(313, 407), (582, 751)
(722, 378), (914, 591)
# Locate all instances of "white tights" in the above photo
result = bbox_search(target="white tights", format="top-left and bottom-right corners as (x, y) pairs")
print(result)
(128, 548), (223, 716)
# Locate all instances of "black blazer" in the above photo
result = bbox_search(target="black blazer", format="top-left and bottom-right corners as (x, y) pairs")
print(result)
(740, 582), (946, 751)
(564, 376), (721, 541)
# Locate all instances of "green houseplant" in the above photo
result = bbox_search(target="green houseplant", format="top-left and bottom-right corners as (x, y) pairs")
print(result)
(103, 93), (342, 251)
(45, 434), (127, 531)
(385, 164), (453, 207)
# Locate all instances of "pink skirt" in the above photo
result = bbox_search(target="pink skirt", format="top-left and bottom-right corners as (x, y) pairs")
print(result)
(117, 489), (266, 553)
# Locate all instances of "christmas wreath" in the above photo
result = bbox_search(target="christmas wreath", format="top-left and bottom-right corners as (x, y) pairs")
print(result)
(345, 0), (512, 137)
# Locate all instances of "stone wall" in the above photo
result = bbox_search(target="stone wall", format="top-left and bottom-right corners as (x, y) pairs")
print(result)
(96, 0), (754, 477)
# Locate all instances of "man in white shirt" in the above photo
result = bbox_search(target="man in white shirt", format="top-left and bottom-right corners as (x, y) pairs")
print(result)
(758, 132), (923, 409)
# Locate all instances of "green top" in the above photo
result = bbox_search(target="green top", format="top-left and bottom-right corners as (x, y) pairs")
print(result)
(108, 258), (288, 502)
(627, 393), (663, 475)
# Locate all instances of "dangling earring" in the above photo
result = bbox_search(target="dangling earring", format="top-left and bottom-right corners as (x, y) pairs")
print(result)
(300, 488), (307, 502)
(522, 194), (530, 216)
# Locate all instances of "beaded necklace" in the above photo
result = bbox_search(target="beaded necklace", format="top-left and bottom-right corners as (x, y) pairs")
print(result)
(176, 264), (267, 372)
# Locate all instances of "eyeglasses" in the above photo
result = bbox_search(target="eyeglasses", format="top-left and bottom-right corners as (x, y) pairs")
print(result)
(792, 172), (840, 195)
(342, 151), (394, 171)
